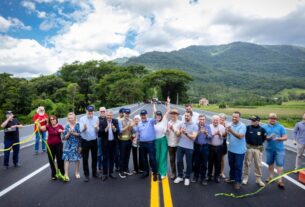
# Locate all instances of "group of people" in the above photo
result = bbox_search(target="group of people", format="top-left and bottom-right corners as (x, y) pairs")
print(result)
(1, 103), (305, 191)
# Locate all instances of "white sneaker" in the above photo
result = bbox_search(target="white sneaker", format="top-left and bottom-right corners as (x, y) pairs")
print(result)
(174, 177), (184, 184)
(256, 178), (265, 187)
(184, 178), (190, 186)
(242, 176), (248, 185)
(161, 175), (166, 180)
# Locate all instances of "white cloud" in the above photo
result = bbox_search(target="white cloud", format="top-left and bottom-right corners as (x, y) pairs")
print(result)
(0, 16), (31, 32)
(2, 0), (305, 77)
(21, 1), (36, 11)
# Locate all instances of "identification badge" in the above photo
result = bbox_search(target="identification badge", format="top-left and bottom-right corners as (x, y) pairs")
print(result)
(257, 132), (261, 136)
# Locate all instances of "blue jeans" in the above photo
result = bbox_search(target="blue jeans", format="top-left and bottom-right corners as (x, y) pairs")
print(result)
(4, 139), (20, 166)
(139, 141), (157, 174)
(193, 143), (209, 179)
(35, 131), (46, 152)
(228, 151), (245, 184)
(97, 137), (103, 169)
(177, 146), (193, 179)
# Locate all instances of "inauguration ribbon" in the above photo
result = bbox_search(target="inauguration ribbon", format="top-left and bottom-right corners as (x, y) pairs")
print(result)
(215, 168), (305, 198)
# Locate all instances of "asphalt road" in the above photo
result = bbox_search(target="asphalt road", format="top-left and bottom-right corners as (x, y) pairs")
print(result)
(0, 104), (304, 207)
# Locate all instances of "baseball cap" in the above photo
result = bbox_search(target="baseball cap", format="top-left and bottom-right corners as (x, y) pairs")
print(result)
(140, 109), (147, 115)
(119, 108), (125, 113)
(124, 109), (131, 114)
(5, 111), (13, 115)
(156, 111), (163, 116)
(249, 115), (260, 122)
(86, 105), (95, 112)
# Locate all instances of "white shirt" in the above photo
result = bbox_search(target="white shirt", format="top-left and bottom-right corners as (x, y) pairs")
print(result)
(166, 119), (182, 147)
(209, 124), (226, 146)
(154, 118), (168, 139)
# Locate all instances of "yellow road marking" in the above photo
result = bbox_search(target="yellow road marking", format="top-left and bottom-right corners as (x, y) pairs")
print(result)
(150, 175), (159, 207)
(162, 176), (173, 207)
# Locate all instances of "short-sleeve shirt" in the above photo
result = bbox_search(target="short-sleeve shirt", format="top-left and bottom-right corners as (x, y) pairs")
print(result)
(178, 121), (198, 150)
(4, 118), (20, 140)
(46, 124), (64, 145)
(33, 113), (48, 131)
(154, 118), (168, 139)
(137, 118), (156, 142)
(227, 122), (247, 154)
(262, 123), (287, 151)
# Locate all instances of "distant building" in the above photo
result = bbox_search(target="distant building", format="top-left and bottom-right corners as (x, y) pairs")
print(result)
(199, 98), (209, 106)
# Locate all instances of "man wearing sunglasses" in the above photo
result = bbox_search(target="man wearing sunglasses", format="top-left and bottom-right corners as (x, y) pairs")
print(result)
(263, 113), (287, 189)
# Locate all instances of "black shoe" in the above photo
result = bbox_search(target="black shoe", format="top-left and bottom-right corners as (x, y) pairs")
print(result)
(14, 163), (21, 167)
(102, 175), (108, 181)
(141, 172), (149, 179)
(84, 176), (89, 182)
(124, 171), (133, 176)
(115, 168), (120, 172)
(207, 177), (212, 181)
(92, 173), (98, 178)
(109, 174), (117, 179)
(201, 180), (208, 186)
(153, 174), (158, 182)
(138, 170), (144, 174)
(3, 165), (9, 170)
(191, 176), (198, 183)
(214, 177), (220, 183)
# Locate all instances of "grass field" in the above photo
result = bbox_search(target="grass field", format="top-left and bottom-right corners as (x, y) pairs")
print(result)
(194, 101), (305, 128)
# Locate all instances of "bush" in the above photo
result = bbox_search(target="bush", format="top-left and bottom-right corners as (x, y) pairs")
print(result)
(219, 103), (226, 109)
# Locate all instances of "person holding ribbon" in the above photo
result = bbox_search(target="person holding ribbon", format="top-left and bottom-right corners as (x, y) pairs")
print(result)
(40, 115), (65, 180)
(33, 106), (48, 155)
(1, 111), (23, 169)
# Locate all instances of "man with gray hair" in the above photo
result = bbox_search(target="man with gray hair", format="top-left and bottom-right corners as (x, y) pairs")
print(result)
(208, 115), (226, 183)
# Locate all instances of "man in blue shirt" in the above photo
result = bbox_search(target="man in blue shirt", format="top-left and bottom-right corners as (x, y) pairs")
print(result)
(192, 115), (212, 185)
(225, 111), (246, 190)
(263, 113), (287, 189)
(294, 113), (305, 170)
(79, 105), (99, 182)
(137, 109), (158, 181)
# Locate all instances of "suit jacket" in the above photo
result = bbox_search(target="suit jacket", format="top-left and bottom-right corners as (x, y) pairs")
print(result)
(99, 118), (119, 146)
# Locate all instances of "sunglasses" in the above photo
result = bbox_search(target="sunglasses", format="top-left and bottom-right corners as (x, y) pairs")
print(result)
(100, 111), (105, 112)
(50, 119), (55, 121)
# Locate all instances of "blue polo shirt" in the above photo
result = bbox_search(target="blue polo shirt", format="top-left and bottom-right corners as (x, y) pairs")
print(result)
(228, 122), (247, 154)
(137, 118), (156, 142)
(262, 123), (287, 151)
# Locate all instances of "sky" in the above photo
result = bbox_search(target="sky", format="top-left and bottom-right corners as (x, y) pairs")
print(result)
(1, 0), (305, 77)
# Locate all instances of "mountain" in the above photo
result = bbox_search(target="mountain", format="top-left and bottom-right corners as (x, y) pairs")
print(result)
(125, 42), (305, 103)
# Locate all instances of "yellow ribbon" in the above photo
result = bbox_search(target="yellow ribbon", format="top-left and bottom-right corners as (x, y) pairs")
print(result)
(215, 168), (305, 198)
(0, 130), (37, 152)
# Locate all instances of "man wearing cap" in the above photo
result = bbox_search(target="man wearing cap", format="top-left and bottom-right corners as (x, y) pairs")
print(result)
(293, 113), (305, 171)
(242, 115), (267, 187)
(1, 111), (23, 169)
(79, 105), (99, 182)
(167, 109), (182, 180)
(262, 113), (288, 189)
(97, 107), (107, 172)
(118, 108), (133, 178)
(136, 109), (158, 181)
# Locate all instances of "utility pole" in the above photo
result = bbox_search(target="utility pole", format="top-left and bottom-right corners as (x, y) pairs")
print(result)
(176, 93), (179, 105)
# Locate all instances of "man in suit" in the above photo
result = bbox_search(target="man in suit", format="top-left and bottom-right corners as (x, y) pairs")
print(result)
(99, 109), (119, 181)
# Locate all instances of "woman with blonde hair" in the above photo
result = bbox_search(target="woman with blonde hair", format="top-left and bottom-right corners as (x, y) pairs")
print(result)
(62, 112), (82, 181)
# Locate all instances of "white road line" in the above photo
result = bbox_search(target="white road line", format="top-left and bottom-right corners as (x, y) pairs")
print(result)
(0, 163), (49, 198)
(261, 162), (305, 190)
